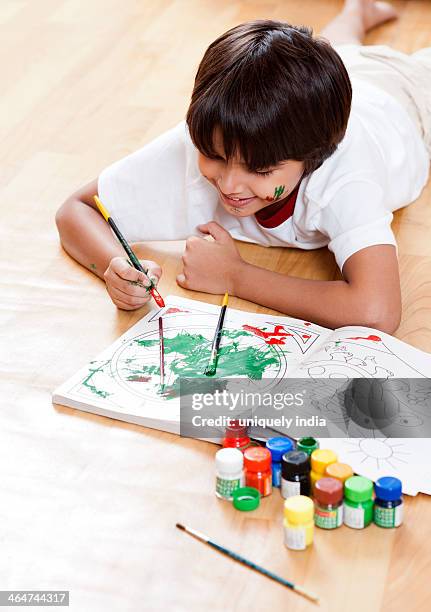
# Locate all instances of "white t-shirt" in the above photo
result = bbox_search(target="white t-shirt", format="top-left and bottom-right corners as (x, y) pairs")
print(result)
(98, 77), (430, 271)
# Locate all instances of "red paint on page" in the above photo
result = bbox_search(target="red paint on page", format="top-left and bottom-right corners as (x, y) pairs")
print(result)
(346, 335), (382, 342)
(164, 308), (190, 315)
(243, 324), (293, 345)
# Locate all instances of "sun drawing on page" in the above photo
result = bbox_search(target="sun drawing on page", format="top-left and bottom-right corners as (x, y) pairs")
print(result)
(342, 438), (413, 471)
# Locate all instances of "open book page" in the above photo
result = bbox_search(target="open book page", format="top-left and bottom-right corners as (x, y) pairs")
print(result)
(52, 297), (431, 494)
(292, 325), (431, 378)
(287, 326), (431, 496)
(52, 295), (332, 433)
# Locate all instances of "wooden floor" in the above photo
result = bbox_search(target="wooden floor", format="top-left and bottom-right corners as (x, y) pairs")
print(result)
(1, 1), (430, 611)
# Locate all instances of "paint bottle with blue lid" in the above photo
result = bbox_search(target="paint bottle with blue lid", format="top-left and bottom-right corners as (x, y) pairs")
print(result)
(266, 437), (295, 487)
(374, 477), (403, 528)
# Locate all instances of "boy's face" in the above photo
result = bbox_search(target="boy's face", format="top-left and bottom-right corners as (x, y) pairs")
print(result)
(198, 128), (305, 217)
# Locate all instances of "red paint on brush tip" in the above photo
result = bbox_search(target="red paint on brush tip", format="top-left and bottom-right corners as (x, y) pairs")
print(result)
(151, 289), (165, 307)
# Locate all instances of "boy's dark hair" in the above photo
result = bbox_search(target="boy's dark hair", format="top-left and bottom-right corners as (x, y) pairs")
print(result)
(186, 20), (352, 176)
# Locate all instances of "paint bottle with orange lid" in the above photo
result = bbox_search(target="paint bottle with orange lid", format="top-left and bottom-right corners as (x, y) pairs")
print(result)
(222, 420), (251, 452)
(324, 462), (353, 485)
(243, 447), (272, 497)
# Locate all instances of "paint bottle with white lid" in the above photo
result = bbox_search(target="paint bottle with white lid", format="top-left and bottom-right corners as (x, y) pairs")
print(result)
(215, 448), (245, 500)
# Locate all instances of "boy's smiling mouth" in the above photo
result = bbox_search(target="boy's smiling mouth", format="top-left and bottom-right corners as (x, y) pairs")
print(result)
(219, 190), (257, 208)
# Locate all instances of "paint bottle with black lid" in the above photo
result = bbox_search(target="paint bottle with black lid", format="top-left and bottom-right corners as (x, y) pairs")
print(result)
(281, 450), (311, 499)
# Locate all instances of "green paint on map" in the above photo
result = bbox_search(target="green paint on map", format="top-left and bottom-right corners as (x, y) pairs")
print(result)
(132, 329), (279, 396)
(83, 360), (112, 398)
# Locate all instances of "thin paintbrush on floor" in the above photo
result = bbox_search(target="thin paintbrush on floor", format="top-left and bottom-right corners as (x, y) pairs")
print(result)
(176, 523), (319, 603)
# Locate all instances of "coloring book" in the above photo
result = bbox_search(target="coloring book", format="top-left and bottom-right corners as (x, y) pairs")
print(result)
(52, 296), (431, 495)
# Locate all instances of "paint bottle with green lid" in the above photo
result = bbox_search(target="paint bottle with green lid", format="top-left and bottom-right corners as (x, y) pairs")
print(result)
(343, 476), (374, 529)
(297, 437), (319, 456)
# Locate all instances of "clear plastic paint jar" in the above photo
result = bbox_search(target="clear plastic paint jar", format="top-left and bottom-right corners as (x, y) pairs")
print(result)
(344, 476), (374, 529)
(297, 437), (319, 456)
(314, 477), (343, 529)
(324, 462), (354, 485)
(266, 437), (294, 487)
(243, 447), (272, 497)
(310, 449), (338, 492)
(222, 420), (251, 452)
(215, 448), (245, 500)
(281, 450), (311, 499)
(284, 495), (314, 551)
(374, 477), (403, 528)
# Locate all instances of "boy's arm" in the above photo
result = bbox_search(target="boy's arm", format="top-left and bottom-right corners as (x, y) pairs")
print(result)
(233, 245), (401, 333)
(178, 222), (401, 334)
(55, 179), (161, 311)
(55, 178), (125, 279)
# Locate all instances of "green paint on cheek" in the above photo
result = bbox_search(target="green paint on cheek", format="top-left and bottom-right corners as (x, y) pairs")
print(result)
(90, 263), (97, 271)
(274, 185), (285, 199)
(265, 185), (285, 202)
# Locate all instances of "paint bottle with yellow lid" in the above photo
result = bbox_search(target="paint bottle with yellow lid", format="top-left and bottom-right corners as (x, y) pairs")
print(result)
(310, 449), (338, 492)
(283, 495), (314, 551)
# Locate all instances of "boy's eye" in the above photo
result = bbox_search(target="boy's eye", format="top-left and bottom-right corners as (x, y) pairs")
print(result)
(254, 170), (273, 177)
(207, 154), (273, 176)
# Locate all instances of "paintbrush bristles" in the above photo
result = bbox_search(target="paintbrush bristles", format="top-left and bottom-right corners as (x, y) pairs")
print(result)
(293, 585), (320, 603)
(176, 523), (209, 543)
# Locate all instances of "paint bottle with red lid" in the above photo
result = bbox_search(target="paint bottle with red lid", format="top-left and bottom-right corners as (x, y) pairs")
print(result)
(222, 420), (251, 452)
(314, 477), (344, 529)
(243, 447), (272, 497)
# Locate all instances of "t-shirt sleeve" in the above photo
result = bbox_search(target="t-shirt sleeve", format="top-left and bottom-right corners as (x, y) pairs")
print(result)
(97, 120), (200, 242)
(314, 180), (397, 271)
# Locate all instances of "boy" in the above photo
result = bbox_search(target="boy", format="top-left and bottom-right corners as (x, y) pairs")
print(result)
(56, 0), (431, 333)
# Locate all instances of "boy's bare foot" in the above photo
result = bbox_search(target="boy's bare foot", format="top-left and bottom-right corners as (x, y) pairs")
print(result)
(346, 0), (399, 33)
